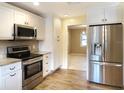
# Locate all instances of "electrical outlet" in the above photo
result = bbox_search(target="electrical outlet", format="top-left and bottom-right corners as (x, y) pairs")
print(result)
(32, 45), (36, 49)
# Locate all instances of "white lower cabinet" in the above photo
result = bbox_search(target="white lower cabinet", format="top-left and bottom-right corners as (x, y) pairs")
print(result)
(43, 54), (50, 78)
(4, 70), (22, 90)
(0, 62), (22, 90)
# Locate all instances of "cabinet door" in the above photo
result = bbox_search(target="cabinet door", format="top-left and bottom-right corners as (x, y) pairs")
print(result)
(36, 17), (45, 40)
(14, 10), (27, 25)
(53, 18), (62, 70)
(28, 13), (45, 40)
(0, 5), (14, 40)
(105, 6), (122, 23)
(87, 7), (105, 25)
(5, 70), (22, 90)
(0, 77), (5, 90)
(43, 54), (50, 77)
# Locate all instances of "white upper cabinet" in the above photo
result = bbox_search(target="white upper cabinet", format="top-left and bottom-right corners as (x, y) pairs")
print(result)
(0, 3), (45, 40)
(28, 13), (45, 40)
(105, 6), (122, 23)
(36, 17), (45, 40)
(14, 10), (28, 25)
(14, 8), (45, 40)
(87, 6), (122, 25)
(0, 5), (14, 40)
(87, 7), (105, 25)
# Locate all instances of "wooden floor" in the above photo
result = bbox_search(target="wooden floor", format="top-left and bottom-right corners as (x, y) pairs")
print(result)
(34, 69), (122, 90)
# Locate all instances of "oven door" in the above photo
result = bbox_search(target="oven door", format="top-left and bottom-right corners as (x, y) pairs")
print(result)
(22, 58), (43, 86)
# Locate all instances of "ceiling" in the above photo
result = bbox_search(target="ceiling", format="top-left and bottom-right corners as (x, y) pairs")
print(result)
(9, 2), (121, 18)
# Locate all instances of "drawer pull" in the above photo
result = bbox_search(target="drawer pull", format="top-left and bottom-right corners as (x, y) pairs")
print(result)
(10, 73), (16, 77)
(46, 63), (48, 64)
(46, 70), (48, 72)
(10, 66), (15, 70)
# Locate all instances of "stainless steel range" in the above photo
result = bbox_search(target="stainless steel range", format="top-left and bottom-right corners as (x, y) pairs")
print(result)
(7, 46), (43, 90)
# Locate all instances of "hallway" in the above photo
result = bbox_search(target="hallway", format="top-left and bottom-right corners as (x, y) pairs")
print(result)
(68, 53), (87, 71)
(34, 69), (121, 90)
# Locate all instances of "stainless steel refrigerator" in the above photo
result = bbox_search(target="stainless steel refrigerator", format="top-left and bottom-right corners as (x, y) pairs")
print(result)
(88, 23), (123, 87)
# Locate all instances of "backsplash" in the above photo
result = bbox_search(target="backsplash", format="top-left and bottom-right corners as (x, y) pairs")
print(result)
(0, 40), (39, 58)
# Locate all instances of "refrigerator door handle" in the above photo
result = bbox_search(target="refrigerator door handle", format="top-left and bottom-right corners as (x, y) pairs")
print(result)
(104, 62), (122, 67)
(92, 62), (122, 67)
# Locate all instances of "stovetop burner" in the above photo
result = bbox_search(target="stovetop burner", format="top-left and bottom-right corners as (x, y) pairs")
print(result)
(7, 46), (43, 61)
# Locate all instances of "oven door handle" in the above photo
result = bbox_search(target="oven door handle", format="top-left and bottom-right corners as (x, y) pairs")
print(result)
(23, 60), (42, 65)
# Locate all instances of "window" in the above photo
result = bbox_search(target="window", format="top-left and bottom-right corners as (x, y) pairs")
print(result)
(80, 31), (87, 47)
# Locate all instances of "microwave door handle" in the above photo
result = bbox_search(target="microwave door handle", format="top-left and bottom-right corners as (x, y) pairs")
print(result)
(35, 29), (37, 37)
(94, 43), (96, 55)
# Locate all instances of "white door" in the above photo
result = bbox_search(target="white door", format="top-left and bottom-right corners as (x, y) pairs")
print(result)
(0, 5), (14, 40)
(105, 6), (122, 23)
(5, 70), (22, 90)
(14, 10), (27, 25)
(87, 7), (105, 25)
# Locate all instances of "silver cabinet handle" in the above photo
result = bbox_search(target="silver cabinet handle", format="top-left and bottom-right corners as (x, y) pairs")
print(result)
(46, 70), (48, 72)
(10, 66), (15, 70)
(10, 73), (16, 77)
(24, 22), (27, 24)
(105, 19), (107, 21)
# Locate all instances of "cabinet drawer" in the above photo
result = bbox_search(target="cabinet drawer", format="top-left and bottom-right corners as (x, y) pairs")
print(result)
(43, 67), (49, 78)
(43, 59), (48, 65)
(43, 54), (49, 60)
(43, 62), (49, 69)
(0, 62), (21, 75)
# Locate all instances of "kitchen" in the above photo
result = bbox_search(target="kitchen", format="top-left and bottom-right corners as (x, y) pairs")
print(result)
(0, 2), (124, 90)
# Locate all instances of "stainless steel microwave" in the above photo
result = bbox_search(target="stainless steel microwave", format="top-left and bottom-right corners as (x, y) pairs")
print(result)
(14, 24), (37, 40)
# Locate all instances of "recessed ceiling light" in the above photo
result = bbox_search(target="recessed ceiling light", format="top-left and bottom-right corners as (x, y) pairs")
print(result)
(33, 2), (40, 6)
(64, 15), (69, 17)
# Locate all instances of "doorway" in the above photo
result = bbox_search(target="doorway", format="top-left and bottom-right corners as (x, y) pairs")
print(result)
(68, 24), (88, 72)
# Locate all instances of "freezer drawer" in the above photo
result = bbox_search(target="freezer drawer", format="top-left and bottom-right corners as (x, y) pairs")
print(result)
(104, 63), (123, 87)
(89, 61), (123, 87)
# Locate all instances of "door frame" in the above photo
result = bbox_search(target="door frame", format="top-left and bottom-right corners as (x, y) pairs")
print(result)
(67, 24), (88, 73)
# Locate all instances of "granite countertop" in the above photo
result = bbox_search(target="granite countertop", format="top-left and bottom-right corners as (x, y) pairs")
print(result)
(0, 58), (21, 66)
(33, 51), (51, 55)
